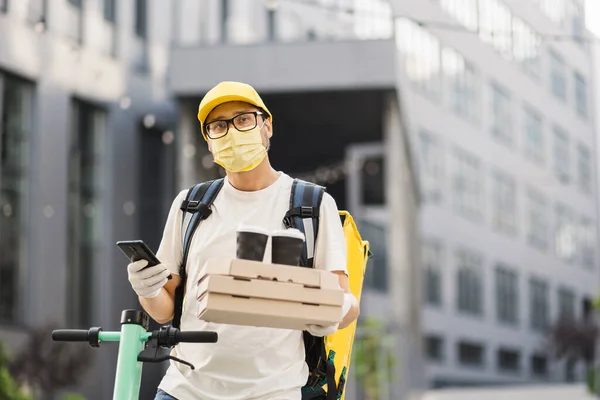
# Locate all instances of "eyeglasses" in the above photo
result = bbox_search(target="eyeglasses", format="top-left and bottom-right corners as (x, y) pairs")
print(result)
(204, 111), (265, 139)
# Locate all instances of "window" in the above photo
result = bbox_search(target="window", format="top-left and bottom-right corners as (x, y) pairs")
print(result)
(577, 143), (591, 194)
(539, 0), (568, 25)
(496, 265), (519, 325)
(457, 341), (485, 367)
(440, 0), (478, 31)
(555, 203), (577, 263)
(0, 74), (33, 324)
(565, 357), (576, 382)
(357, 219), (388, 292)
(530, 277), (549, 332)
(453, 148), (483, 221)
(497, 348), (520, 372)
(103, 0), (116, 23)
(442, 47), (479, 121)
(360, 155), (384, 206)
(574, 72), (588, 118)
(553, 125), (570, 184)
(570, 1), (585, 45)
(418, 131), (444, 203)
(527, 187), (548, 251)
(67, 99), (106, 328)
(422, 239), (443, 307)
(550, 51), (567, 100)
(579, 218), (596, 270)
(456, 249), (483, 315)
(479, 0), (513, 59)
(425, 335), (445, 362)
(531, 354), (548, 377)
(491, 170), (517, 236)
(353, 0), (394, 40)
(135, 0), (147, 38)
(523, 106), (544, 166)
(395, 19), (442, 100)
(558, 287), (576, 321)
(491, 83), (513, 146)
(512, 17), (542, 78)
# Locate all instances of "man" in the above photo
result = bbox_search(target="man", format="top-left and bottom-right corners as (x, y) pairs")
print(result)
(127, 81), (360, 400)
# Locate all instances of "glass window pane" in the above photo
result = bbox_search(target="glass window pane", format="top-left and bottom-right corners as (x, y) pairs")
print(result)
(553, 125), (570, 184)
(491, 83), (513, 146)
(442, 47), (479, 121)
(422, 239), (443, 306)
(67, 99), (106, 328)
(529, 277), (549, 331)
(550, 51), (567, 100)
(479, 0), (513, 59)
(527, 187), (548, 251)
(456, 248), (483, 315)
(491, 170), (517, 236)
(523, 106), (544, 165)
(574, 72), (588, 118)
(496, 265), (518, 325)
(440, 0), (478, 31)
(418, 131), (444, 203)
(396, 18), (442, 101)
(0, 74), (33, 324)
(555, 203), (577, 263)
(453, 147), (483, 221)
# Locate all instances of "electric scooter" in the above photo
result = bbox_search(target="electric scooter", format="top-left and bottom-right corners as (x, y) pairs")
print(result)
(52, 309), (218, 400)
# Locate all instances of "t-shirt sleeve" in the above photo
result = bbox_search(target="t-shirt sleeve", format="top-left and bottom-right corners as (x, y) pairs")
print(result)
(156, 189), (188, 276)
(313, 192), (348, 274)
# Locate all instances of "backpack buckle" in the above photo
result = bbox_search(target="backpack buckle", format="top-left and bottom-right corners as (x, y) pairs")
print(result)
(187, 200), (200, 211)
(300, 206), (313, 218)
(180, 200), (201, 212)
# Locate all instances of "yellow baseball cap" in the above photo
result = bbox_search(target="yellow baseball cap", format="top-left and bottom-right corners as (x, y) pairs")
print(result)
(197, 81), (272, 139)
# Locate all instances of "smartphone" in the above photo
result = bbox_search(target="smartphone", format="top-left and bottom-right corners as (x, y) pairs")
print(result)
(116, 240), (172, 280)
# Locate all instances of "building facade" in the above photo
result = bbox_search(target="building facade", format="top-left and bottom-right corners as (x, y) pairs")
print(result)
(392, 0), (597, 388)
(169, 0), (598, 396)
(0, 1), (177, 398)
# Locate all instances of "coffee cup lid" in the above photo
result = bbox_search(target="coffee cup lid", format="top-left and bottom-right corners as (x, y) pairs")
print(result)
(272, 228), (305, 241)
(237, 224), (269, 236)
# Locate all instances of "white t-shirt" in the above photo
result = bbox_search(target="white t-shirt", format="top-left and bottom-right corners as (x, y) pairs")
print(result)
(155, 172), (347, 400)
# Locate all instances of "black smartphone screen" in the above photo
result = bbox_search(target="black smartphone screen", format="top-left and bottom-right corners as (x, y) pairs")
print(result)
(116, 240), (171, 279)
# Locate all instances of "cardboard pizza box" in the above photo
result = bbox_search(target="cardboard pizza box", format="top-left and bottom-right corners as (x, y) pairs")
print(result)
(196, 292), (343, 330)
(198, 258), (341, 290)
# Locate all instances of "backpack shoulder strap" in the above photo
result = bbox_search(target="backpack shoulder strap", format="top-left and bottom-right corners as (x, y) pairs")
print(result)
(172, 178), (224, 329)
(283, 178), (326, 268)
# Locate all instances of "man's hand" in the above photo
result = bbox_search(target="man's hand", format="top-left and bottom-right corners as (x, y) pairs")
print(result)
(127, 260), (171, 298)
(306, 292), (354, 337)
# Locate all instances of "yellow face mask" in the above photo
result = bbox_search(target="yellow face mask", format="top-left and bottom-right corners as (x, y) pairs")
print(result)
(210, 125), (267, 173)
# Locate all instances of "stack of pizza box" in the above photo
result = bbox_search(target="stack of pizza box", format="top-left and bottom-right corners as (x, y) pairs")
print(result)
(196, 258), (344, 330)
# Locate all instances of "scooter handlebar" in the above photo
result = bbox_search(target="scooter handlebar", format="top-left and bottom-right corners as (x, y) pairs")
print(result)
(52, 329), (90, 342)
(174, 331), (218, 343)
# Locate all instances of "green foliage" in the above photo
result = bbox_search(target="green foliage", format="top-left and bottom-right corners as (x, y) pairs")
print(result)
(352, 317), (396, 400)
(0, 341), (31, 400)
(61, 394), (87, 400)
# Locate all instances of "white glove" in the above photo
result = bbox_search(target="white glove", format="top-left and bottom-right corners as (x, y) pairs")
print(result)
(127, 260), (171, 298)
(306, 292), (354, 337)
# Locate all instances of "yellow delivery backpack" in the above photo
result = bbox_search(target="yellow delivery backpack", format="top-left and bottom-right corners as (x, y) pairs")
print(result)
(283, 179), (370, 400)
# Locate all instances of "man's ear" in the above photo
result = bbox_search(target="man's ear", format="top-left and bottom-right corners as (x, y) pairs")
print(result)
(264, 119), (273, 139)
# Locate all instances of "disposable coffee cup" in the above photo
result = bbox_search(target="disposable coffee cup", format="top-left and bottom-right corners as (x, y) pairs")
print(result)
(236, 225), (269, 261)
(271, 228), (305, 266)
